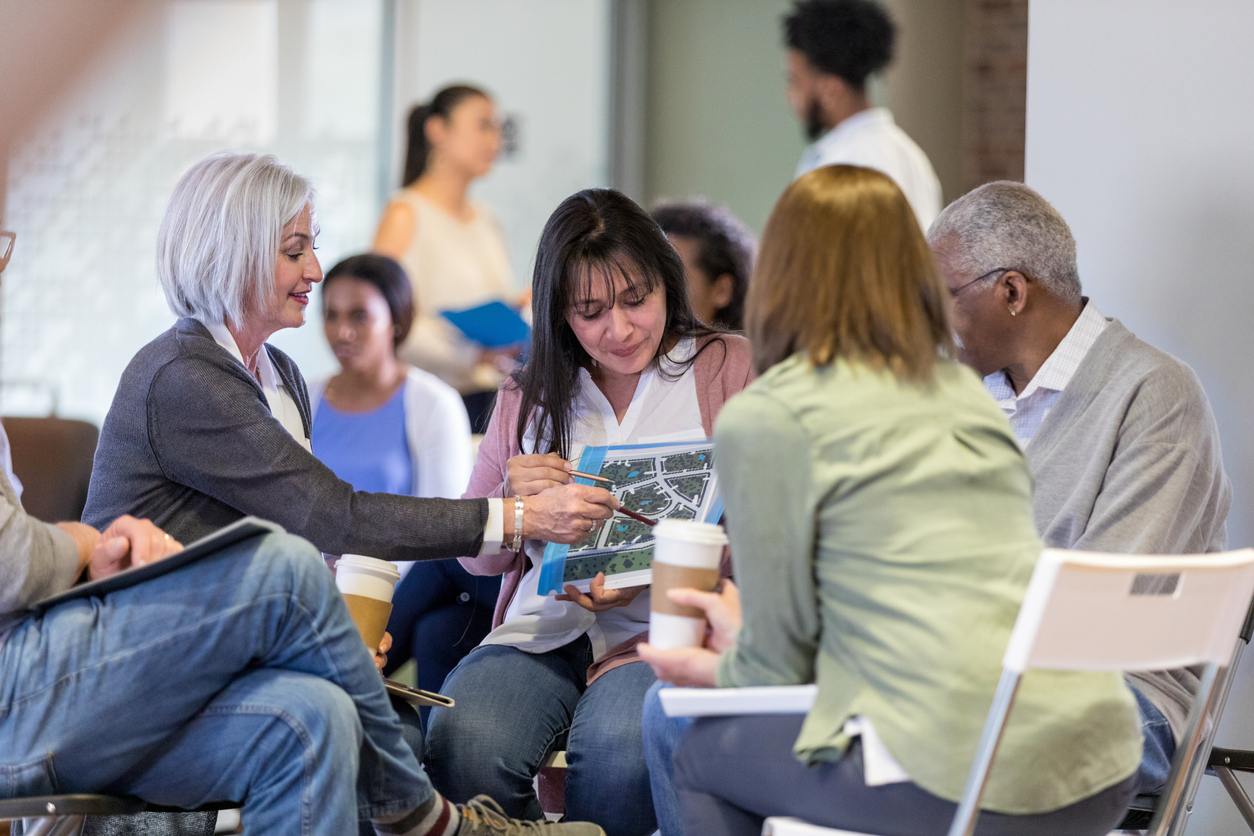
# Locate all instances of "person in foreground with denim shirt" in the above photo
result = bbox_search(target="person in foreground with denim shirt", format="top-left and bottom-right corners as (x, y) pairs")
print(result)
(0, 214), (601, 836)
(0, 446), (604, 835)
(637, 164), (1141, 836)
(927, 181), (1232, 796)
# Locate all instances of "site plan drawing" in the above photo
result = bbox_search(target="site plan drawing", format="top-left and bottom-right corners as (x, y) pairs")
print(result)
(537, 440), (723, 595)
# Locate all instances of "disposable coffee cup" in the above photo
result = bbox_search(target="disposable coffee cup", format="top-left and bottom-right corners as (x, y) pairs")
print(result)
(649, 519), (728, 649)
(335, 554), (401, 652)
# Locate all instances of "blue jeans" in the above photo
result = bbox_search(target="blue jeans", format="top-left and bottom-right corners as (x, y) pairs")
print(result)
(0, 532), (430, 835)
(1133, 686), (1177, 795)
(642, 682), (689, 836)
(384, 559), (500, 727)
(427, 637), (658, 836)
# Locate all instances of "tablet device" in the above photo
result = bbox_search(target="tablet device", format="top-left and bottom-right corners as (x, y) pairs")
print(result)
(30, 517), (285, 613)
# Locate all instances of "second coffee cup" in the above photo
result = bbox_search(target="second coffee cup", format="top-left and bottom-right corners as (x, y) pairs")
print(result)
(649, 519), (728, 649)
(335, 554), (401, 652)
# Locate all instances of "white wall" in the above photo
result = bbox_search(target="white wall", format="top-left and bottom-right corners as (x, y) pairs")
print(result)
(1026, 4), (1254, 833)
(394, 0), (612, 287)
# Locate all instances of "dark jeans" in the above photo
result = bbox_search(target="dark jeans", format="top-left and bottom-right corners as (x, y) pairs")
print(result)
(462, 391), (497, 435)
(383, 559), (500, 727)
(1133, 686), (1177, 795)
(674, 713), (1137, 836)
(427, 636), (658, 836)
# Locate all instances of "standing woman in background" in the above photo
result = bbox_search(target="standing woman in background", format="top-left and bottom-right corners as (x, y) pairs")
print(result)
(374, 85), (523, 433)
(310, 253), (500, 721)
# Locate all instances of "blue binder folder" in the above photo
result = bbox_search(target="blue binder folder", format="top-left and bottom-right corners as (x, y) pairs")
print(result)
(440, 300), (531, 349)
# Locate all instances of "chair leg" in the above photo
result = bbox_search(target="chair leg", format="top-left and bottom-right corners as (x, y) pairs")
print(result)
(1161, 641), (1249, 836)
(1150, 664), (1224, 836)
(946, 670), (1022, 836)
(1214, 766), (1254, 832)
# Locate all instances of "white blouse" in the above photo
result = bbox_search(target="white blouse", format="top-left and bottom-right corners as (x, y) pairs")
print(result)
(481, 339), (706, 661)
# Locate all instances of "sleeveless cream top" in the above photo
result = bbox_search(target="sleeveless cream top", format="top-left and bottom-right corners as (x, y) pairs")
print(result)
(389, 189), (515, 393)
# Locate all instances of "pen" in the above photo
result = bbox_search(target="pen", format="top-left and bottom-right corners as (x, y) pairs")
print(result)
(616, 507), (657, 527)
(569, 469), (614, 485)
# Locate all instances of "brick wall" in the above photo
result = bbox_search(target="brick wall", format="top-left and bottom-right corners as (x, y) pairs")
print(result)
(962, 0), (1028, 190)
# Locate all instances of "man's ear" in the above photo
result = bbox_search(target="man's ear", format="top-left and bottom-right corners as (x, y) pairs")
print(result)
(1003, 270), (1029, 316)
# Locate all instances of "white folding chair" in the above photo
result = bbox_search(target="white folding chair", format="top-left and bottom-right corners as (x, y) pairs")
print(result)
(659, 548), (1254, 836)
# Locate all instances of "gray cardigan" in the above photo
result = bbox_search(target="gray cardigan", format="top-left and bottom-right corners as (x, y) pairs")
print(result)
(83, 318), (489, 561)
(1027, 318), (1232, 739)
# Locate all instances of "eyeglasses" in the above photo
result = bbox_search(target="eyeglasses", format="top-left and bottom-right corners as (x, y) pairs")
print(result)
(0, 232), (13, 273)
(950, 267), (1010, 299)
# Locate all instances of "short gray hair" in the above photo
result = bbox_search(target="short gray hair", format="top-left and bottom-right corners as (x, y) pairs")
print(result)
(926, 181), (1081, 303)
(157, 152), (314, 325)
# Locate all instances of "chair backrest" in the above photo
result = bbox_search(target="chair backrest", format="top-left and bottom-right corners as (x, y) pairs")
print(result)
(1003, 548), (1254, 674)
(2, 415), (99, 522)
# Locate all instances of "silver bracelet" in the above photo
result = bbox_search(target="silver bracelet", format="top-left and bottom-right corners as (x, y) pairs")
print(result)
(511, 495), (525, 552)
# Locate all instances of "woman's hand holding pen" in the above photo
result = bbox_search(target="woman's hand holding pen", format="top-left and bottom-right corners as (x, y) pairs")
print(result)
(507, 453), (574, 496)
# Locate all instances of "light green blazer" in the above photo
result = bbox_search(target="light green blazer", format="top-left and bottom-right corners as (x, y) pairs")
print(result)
(714, 355), (1141, 814)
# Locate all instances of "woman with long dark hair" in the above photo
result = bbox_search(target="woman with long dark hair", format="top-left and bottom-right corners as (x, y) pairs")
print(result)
(424, 189), (754, 836)
(374, 85), (523, 431)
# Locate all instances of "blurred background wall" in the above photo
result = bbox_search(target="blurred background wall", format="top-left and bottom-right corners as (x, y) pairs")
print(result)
(0, 0), (1024, 425)
(1026, 4), (1254, 831)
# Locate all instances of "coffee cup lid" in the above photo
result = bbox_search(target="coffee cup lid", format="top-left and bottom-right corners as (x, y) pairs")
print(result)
(653, 519), (728, 546)
(336, 554), (401, 581)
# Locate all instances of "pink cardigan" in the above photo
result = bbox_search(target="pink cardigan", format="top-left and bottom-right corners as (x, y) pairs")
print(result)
(459, 334), (754, 683)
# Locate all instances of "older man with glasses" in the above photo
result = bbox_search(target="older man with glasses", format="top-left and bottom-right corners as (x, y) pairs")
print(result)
(927, 181), (1232, 798)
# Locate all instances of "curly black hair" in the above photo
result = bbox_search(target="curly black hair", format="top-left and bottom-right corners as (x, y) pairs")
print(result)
(652, 200), (756, 331)
(783, 0), (896, 91)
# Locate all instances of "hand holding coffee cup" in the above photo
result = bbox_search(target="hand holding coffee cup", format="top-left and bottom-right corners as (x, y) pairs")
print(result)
(649, 520), (729, 649)
(335, 554), (401, 653)
(637, 580), (740, 687)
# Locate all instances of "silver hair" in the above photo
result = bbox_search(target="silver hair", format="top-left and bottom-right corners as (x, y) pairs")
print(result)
(157, 152), (315, 325)
(926, 181), (1082, 303)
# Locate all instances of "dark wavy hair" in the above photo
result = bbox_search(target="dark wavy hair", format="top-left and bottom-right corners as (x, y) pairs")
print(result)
(652, 199), (756, 331)
(783, 0), (895, 91)
(513, 189), (725, 457)
(402, 84), (490, 187)
(323, 253), (415, 348)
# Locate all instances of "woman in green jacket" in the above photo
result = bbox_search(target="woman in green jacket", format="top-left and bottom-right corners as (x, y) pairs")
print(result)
(637, 165), (1141, 836)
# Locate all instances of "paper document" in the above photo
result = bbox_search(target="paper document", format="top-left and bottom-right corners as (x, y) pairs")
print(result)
(537, 439), (723, 595)
(659, 685), (818, 718)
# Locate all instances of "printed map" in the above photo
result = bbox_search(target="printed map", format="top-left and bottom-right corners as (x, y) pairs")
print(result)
(537, 441), (722, 594)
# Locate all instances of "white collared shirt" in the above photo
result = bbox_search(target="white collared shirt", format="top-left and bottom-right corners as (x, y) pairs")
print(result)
(795, 107), (943, 232)
(983, 300), (1109, 447)
(197, 319), (505, 554)
(482, 339), (706, 660)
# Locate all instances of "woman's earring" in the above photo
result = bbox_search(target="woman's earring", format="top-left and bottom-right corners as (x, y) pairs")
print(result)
(1010, 309), (1017, 317)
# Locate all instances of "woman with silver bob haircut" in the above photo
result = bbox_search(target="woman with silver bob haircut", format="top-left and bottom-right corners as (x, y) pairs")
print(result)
(158, 152), (318, 328)
(85, 151), (617, 596)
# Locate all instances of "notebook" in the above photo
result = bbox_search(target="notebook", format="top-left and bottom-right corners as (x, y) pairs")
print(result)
(31, 517), (284, 612)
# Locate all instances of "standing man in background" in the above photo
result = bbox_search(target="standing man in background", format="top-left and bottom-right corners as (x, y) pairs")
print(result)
(784, 0), (942, 230)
